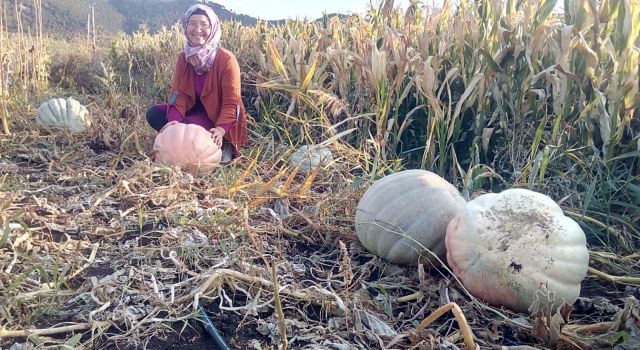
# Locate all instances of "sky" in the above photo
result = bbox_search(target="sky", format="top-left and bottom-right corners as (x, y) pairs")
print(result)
(212, 0), (413, 21)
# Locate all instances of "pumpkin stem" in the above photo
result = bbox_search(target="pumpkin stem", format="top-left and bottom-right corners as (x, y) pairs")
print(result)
(415, 302), (477, 350)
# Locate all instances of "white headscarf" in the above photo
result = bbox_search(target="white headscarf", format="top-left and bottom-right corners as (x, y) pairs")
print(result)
(182, 4), (221, 74)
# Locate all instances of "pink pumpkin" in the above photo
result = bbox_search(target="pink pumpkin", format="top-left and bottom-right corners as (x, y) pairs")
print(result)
(152, 122), (222, 173)
(445, 189), (589, 313)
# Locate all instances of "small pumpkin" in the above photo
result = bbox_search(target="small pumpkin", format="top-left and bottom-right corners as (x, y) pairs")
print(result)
(445, 188), (589, 313)
(35, 97), (91, 133)
(355, 169), (466, 265)
(289, 145), (333, 173)
(152, 122), (222, 174)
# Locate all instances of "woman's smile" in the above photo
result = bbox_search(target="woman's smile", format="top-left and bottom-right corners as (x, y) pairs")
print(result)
(186, 14), (211, 45)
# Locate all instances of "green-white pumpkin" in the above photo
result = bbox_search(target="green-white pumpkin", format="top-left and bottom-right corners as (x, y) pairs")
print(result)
(35, 97), (91, 133)
(445, 188), (589, 313)
(355, 169), (466, 265)
(289, 145), (333, 173)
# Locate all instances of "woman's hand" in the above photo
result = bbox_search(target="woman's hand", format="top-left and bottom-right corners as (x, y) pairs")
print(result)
(209, 126), (226, 146)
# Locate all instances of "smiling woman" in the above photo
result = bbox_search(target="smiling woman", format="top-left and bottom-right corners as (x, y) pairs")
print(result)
(144, 3), (248, 165)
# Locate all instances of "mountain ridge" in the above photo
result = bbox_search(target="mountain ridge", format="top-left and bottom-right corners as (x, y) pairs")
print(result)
(3, 0), (263, 37)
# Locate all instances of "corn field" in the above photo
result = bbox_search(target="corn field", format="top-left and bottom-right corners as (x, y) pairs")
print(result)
(235, 0), (638, 246)
(0, 0), (639, 348)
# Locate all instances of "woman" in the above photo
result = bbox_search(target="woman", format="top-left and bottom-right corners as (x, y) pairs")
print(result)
(146, 4), (248, 161)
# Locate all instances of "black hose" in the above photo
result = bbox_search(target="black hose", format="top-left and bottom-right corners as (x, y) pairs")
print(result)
(179, 273), (232, 350)
(198, 304), (232, 350)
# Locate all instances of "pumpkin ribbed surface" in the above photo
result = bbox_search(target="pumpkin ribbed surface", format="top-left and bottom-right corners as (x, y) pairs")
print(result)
(445, 188), (589, 313)
(355, 169), (466, 265)
(152, 123), (222, 174)
(35, 97), (91, 133)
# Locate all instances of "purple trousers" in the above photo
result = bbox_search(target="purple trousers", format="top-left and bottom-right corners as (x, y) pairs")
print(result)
(145, 103), (214, 132)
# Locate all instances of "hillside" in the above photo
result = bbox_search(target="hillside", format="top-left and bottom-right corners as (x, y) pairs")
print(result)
(109, 0), (259, 33)
(3, 0), (258, 37)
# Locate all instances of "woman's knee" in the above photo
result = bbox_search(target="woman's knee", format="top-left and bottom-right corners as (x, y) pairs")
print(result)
(146, 104), (168, 131)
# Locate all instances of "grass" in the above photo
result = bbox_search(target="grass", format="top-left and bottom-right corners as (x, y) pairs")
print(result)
(0, 0), (639, 349)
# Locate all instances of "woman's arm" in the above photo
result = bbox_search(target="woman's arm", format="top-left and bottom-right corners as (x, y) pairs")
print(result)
(216, 54), (242, 126)
(167, 54), (192, 119)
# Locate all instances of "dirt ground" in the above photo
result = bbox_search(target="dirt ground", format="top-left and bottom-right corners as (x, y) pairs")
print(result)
(1, 120), (639, 350)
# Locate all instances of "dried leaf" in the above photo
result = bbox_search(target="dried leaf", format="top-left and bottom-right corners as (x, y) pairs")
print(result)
(481, 127), (494, 156)
(531, 313), (551, 343)
(610, 297), (639, 332)
(359, 310), (397, 338)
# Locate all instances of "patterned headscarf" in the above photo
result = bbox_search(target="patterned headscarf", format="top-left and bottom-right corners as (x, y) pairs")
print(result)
(182, 4), (221, 75)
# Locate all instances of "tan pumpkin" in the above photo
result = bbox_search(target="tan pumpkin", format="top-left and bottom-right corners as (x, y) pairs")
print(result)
(35, 97), (91, 133)
(445, 188), (589, 313)
(152, 122), (222, 174)
(355, 170), (466, 265)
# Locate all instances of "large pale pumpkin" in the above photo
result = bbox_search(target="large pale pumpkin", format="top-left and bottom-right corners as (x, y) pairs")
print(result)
(35, 97), (91, 133)
(152, 122), (222, 174)
(355, 170), (466, 265)
(445, 188), (589, 313)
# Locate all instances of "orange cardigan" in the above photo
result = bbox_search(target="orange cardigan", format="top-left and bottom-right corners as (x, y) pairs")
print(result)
(168, 48), (248, 153)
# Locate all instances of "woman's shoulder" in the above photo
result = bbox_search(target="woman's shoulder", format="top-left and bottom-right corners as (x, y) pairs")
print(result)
(216, 47), (238, 63)
(173, 52), (187, 66)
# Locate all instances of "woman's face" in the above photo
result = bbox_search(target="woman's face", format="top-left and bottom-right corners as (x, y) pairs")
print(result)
(186, 14), (211, 45)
